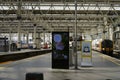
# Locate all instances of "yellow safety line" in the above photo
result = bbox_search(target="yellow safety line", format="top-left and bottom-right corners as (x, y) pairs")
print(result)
(106, 58), (120, 66)
(0, 61), (12, 64)
(100, 55), (120, 66)
(0, 67), (6, 70)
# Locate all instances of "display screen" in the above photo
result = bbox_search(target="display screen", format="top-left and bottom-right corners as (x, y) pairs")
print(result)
(82, 41), (91, 55)
(52, 32), (69, 60)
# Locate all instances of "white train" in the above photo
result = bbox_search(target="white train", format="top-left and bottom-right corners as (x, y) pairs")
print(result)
(92, 39), (102, 51)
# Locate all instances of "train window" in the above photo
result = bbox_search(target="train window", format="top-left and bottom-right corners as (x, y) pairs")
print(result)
(102, 40), (113, 48)
(95, 44), (99, 47)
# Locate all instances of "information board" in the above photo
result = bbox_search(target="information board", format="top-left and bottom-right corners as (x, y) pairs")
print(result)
(81, 41), (92, 66)
(52, 32), (69, 69)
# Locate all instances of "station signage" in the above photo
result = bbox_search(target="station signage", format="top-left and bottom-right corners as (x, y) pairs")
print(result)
(52, 32), (69, 69)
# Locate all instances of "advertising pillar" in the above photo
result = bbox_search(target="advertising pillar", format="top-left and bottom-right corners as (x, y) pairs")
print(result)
(52, 32), (69, 69)
(81, 41), (92, 66)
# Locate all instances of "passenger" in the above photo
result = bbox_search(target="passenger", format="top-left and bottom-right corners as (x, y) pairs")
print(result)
(33, 43), (37, 49)
(11, 42), (17, 51)
(44, 43), (48, 49)
(17, 42), (21, 51)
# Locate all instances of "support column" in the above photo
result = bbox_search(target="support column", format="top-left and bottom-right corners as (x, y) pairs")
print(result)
(36, 33), (41, 49)
(90, 35), (93, 40)
(32, 33), (34, 41)
(109, 25), (113, 40)
(9, 28), (12, 52)
(18, 20), (21, 43)
(33, 24), (37, 47)
(74, 0), (78, 69)
(108, 26), (110, 39)
(43, 31), (45, 44)
(33, 25), (37, 44)
(26, 31), (29, 44)
(17, 0), (22, 43)
(39, 33), (42, 49)
(103, 17), (107, 40)
(23, 34), (26, 43)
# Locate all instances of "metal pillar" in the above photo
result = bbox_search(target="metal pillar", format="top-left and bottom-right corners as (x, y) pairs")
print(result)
(23, 34), (26, 43)
(103, 17), (107, 40)
(43, 31), (45, 44)
(26, 31), (29, 44)
(39, 33), (42, 49)
(37, 33), (41, 49)
(9, 28), (12, 52)
(17, 0), (22, 43)
(18, 20), (21, 42)
(48, 33), (50, 42)
(108, 26), (110, 39)
(90, 35), (93, 40)
(34, 26), (37, 44)
(109, 26), (113, 40)
(32, 33), (34, 40)
(74, 0), (78, 69)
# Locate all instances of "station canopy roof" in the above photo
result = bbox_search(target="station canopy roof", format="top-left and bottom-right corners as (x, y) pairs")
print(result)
(0, 0), (120, 34)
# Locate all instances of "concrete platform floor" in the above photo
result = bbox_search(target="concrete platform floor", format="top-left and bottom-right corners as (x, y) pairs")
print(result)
(0, 51), (120, 80)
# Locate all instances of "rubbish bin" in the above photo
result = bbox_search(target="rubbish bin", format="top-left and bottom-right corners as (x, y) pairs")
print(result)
(26, 73), (44, 80)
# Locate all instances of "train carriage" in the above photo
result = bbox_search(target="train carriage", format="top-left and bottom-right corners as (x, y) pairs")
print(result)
(92, 39), (113, 56)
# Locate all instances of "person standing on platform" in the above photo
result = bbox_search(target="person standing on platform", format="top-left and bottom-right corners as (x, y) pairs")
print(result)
(33, 43), (37, 49)
(17, 42), (21, 51)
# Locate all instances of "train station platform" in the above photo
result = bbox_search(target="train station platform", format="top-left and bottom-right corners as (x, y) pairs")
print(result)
(0, 49), (51, 63)
(0, 51), (120, 80)
(0, 49), (51, 55)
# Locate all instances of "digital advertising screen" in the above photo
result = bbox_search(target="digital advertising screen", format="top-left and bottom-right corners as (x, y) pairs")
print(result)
(81, 41), (92, 66)
(82, 41), (91, 56)
(52, 32), (69, 69)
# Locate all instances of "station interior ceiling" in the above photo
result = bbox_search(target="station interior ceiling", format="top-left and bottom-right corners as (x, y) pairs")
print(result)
(0, 0), (120, 36)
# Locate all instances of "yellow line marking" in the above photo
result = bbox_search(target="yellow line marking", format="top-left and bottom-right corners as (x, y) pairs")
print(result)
(0, 61), (12, 64)
(100, 54), (120, 66)
(0, 67), (5, 70)
(108, 59), (120, 66)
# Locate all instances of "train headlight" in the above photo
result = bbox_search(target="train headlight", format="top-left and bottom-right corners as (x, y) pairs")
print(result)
(102, 48), (105, 50)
